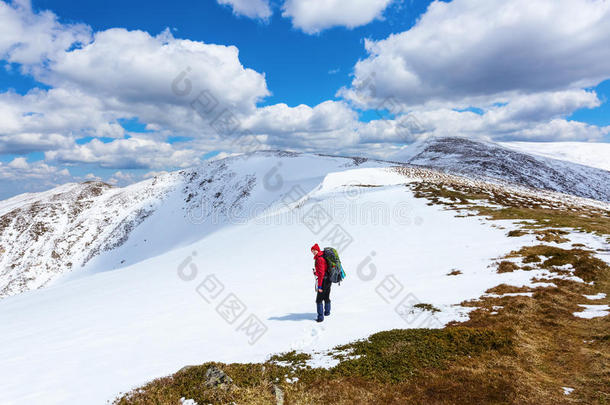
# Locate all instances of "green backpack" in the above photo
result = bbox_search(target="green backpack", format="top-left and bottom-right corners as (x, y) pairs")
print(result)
(323, 247), (346, 284)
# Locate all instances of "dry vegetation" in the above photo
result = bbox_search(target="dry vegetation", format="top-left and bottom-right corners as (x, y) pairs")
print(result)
(115, 176), (610, 405)
(404, 178), (610, 237)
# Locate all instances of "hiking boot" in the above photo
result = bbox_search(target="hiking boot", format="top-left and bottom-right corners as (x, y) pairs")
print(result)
(316, 302), (324, 322)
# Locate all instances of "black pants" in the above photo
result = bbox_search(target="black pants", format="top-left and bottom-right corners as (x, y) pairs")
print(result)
(316, 277), (332, 304)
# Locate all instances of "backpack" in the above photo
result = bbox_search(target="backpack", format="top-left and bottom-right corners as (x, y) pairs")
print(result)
(322, 247), (346, 284)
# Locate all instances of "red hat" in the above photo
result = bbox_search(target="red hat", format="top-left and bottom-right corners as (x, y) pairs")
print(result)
(311, 243), (321, 252)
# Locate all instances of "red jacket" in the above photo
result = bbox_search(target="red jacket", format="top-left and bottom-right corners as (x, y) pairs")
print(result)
(314, 251), (327, 288)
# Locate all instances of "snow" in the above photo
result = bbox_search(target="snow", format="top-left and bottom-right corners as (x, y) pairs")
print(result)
(502, 141), (610, 172)
(483, 292), (534, 298)
(573, 305), (610, 319)
(583, 293), (606, 300)
(0, 152), (609, 404)
(562, 387), (574, 395)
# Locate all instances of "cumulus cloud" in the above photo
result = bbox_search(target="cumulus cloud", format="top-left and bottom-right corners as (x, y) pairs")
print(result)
(0, 0), (90, 67)
(41, 28), (269, 114)
(243, 100), (359, 148)
(0, 157), (72, 198)
(282, 0), (395, 34)
(0, 87), (120, 146)
(107, 170), (135, 186)
(216, 0), (272, 20)
(341, 0), (610, 108)
(45, 136), (202, 169)
(0, 156), (69, 178)
(365, 104), (610, 148)
(0, 2), (272, 168)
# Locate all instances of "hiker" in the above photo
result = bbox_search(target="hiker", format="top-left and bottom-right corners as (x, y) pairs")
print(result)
(311, 243), (331, 322)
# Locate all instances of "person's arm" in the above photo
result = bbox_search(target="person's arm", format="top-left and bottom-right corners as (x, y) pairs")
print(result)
(314, 257), (324, 289)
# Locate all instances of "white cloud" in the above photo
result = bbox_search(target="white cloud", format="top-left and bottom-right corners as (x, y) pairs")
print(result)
(142, 170), (169, 179)
(242, 100), (359, 148)
(0, 0), (90, 66)
(216, 0), (272, 20)
(43, 28), (269, 115)
(45, 136), (202, 169)
(0, 3), (271, 167)
(342, 0), (610, 108)
(0, 157), (72, 198)
(0, 131), (74, 154)
(84, 173), (101, 181)
(0, 157), (70, 179)
(483, 90), (601, 124)
(0, 87), (119, 148)
(7, 156), (28, 169)
(362, 104), (610, 146)
(107, 170), (135, 186)
(282, 0), (394, 34)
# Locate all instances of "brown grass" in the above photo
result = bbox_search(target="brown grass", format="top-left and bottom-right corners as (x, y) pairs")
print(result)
(497, 261), (520, 273)
(406, 181), (610, 236)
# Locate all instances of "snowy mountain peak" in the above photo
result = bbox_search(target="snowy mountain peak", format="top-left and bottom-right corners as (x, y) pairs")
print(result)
(0, 152), (387, 299)
(396, 136), (610, 202)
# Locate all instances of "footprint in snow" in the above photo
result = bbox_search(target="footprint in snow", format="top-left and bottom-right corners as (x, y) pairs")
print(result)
(290, 324), (325, 351)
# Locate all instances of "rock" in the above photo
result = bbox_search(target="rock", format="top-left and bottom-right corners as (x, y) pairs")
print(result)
(204, 365), (233, 390)
(177, 365), (197, 373)
(271, 384), (284, 405)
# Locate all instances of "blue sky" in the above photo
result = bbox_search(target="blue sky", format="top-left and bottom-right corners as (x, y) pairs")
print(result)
(0, 0), (609, 199)
(9, 0), (427, 106)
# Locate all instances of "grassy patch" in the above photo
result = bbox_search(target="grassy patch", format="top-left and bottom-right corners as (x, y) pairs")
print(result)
(458, 245), (610, 405)
(115, 328), (514, 404)
(331, 328), (512, 383)
(406, 180), (610, 236)
(533, 229), (570, 243)
(269, 350), (311, 367)
(412, 303), (441, 313)
(447, 269), (463, 276)
(506, 245), (609, 283)
(497, 261), (520, 273)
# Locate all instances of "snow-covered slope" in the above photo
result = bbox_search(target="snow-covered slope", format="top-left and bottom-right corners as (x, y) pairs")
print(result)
(0, 180), (168, 298)
(501, 141), (610, 172)
(3, 140), (609, 300)
(0, 152), (383, 298)
(0, 151), (609, 404)
(0, 163), (589, 405)
(393, 137), (610, 202)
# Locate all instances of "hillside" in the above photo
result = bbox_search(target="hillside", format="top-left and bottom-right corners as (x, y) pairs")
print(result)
(0, 152), (384, 299)
(394, 137), (610, 202)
